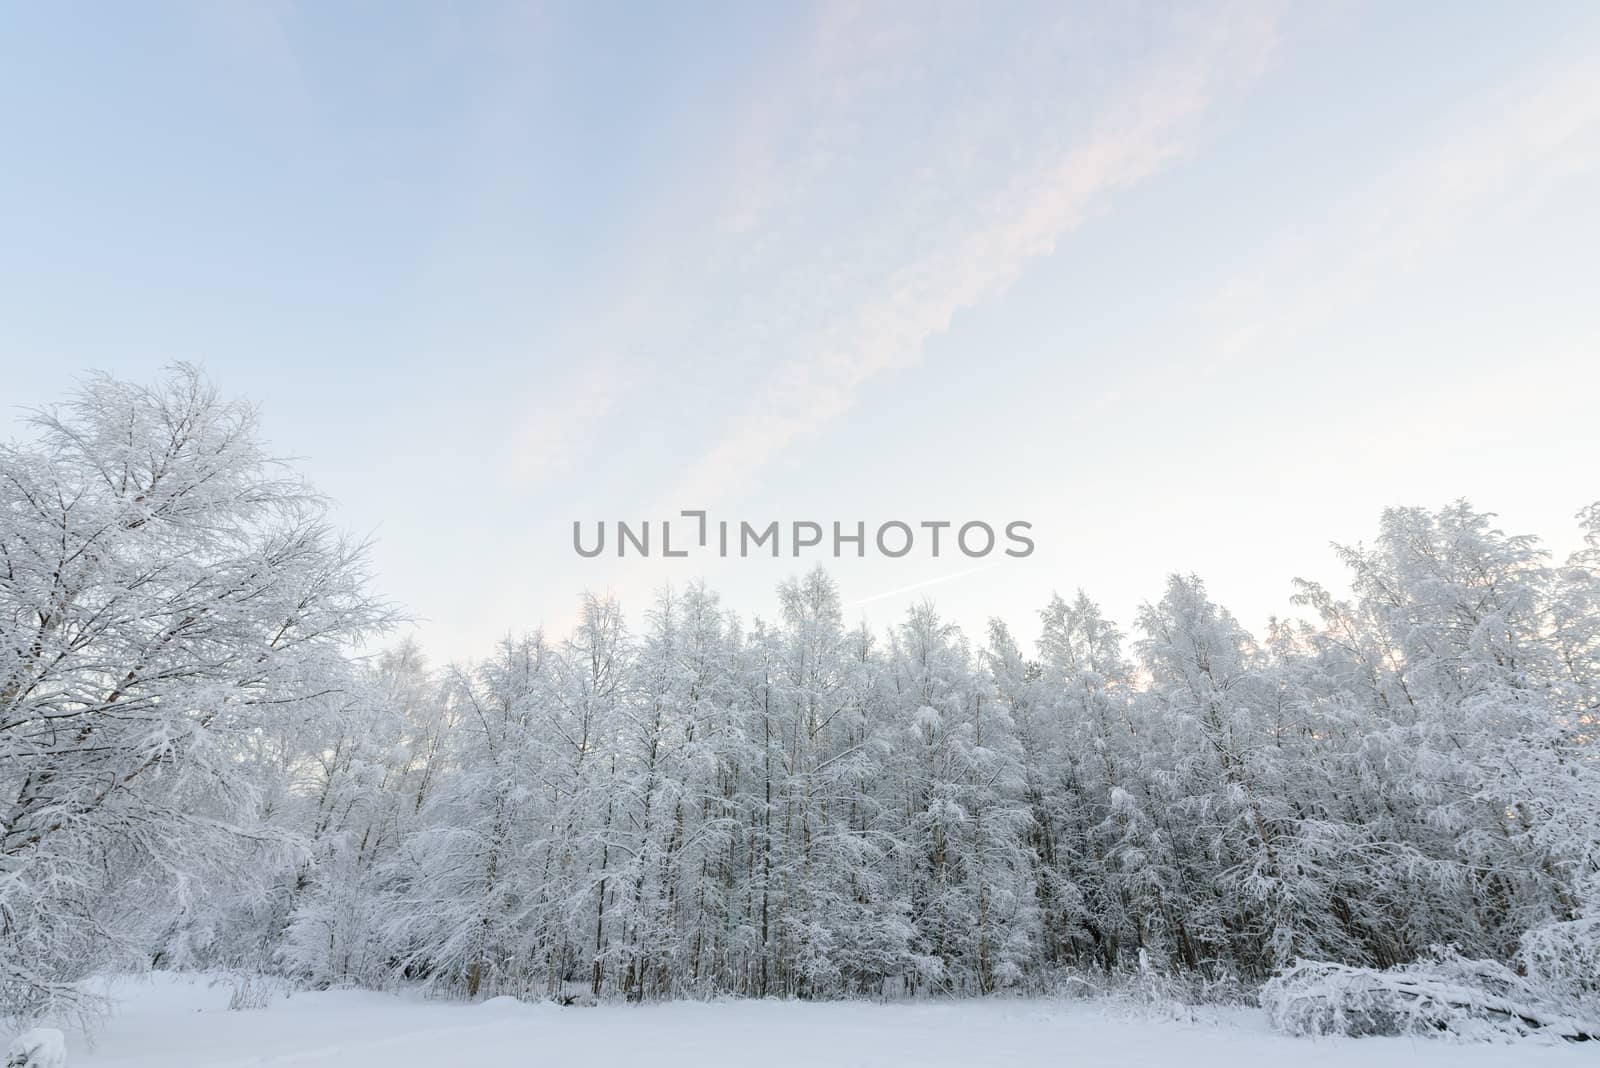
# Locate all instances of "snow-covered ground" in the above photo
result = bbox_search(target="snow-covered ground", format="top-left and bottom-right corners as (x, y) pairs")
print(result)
(45, 974), (1587, 1068)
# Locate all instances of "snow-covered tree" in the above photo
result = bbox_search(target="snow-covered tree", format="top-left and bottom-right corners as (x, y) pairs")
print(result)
(6, 372), (1594, 1016)
(0, 367), (390, 1019)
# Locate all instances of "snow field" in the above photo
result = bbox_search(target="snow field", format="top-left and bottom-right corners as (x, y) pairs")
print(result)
(47, 974), (1594, 1068)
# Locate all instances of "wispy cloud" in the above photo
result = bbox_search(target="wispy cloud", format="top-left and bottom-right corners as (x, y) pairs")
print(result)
(510, 359), (635, 481)
(669, 3), (1286, 505)
(1193, 54), (1600, 370)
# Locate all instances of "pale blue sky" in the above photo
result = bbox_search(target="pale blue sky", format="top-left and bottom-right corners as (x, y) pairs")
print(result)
(4, 2), (1598, 661)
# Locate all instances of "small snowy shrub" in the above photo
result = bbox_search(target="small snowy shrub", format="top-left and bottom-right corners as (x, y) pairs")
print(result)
(212, 974), (283, 1011)
(556, 982), (596, 1007)
(5, 1028), (66, 1068)
(1261, 950), (1600, 1041)
(1519, 915), (1600, 1008)
(228, 977), (270, 1011)
(1048, 957), (1253, 1022)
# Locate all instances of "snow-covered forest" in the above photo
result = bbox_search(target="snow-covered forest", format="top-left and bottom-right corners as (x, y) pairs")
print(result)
(3, 369), (1598, 1031)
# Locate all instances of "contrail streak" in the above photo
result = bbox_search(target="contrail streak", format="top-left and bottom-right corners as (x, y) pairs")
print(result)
(847, 563), (998, 608)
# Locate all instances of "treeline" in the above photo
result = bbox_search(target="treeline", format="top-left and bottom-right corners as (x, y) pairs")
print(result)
(2, 369), (1597, 1018)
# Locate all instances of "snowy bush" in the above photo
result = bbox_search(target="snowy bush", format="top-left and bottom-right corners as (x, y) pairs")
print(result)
(224, 975), (276, 1011)
(1261, 951), (1600, 1041)
(1519, 915), (1600, 1008)
(5, 1029), (66, 1068)
(1048, 956), (1254, 1021)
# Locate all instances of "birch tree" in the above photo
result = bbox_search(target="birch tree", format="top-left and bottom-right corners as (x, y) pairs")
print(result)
(0, 367), (390, 1018)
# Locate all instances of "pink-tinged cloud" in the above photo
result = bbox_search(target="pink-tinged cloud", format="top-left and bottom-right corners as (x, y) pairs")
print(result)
(670, 3), (1285, 506)
(511, 359), (636, 481)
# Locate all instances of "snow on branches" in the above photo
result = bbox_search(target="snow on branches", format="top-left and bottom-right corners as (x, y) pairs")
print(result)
(3, 368), (1597, 1036)
(0, 367), (392, 1022)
